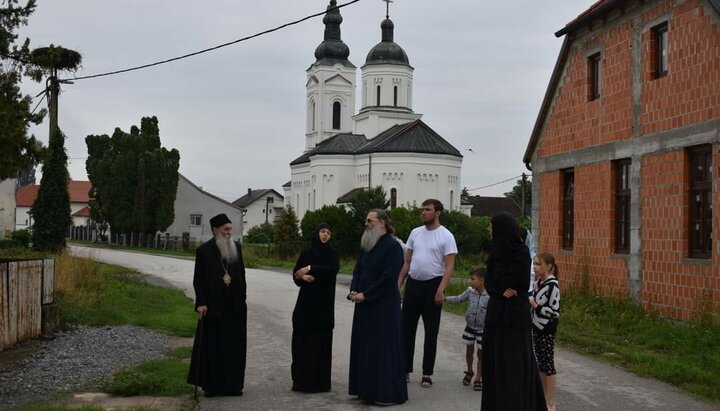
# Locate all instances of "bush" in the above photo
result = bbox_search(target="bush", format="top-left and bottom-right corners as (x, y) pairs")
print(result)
(10, 229), (31, 248)
(388, 206), (421, 242)
(274, 204), (301, 260)
(0, 239), (22, 249)
(246, 222), (275, 244)
(301, 205), (357, 257)
(440, 211), (490, 255)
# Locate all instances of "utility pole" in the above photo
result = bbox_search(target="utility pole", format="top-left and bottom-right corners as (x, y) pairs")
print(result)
(521, 173), (527, 217)
(47, 69), (60, 137)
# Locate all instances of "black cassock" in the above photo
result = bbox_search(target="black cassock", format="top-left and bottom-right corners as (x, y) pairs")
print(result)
(348, 234), (407, 404)
(291, 238), (340, 393)
(187, 238), (247, 396)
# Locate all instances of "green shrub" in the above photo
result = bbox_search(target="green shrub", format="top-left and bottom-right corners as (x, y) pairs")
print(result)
(301, 205), (357, 257)
(0, 239), (22, 249)
(10, 229), (31, 248)
(246, 222), (275, 244)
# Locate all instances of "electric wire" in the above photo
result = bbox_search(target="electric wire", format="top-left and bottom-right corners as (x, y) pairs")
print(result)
(467, 175), (523, 192)
(60, 0), (363, 82)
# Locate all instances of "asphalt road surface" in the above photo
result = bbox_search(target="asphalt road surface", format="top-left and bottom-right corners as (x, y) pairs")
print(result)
(71, 245), (719, 411)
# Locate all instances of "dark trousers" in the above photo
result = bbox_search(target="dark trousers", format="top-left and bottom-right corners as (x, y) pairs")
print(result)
(402, 276), (442, 376)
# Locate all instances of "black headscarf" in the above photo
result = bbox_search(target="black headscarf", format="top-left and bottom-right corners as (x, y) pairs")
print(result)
(310, 222), (333, 259)
(490, 212), (525, 259)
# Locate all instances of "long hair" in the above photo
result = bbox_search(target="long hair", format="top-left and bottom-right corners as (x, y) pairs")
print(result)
(370, 208), (394, 235)
(536, 252), (559, 278)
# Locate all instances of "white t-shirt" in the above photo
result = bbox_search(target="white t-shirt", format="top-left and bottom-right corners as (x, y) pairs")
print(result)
(406, 225), (458, 281)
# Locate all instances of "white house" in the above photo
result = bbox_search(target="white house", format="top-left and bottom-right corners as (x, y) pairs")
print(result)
(285, 1), (464, 221)
(232, 189), (284, 233)
(0, 179), (16, 239)
(162, 173), (245, 243)
(15, 180), (92, 230)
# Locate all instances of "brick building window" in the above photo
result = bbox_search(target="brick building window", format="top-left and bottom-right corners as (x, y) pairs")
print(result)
(688, 145), (712, 258)
(652, 22), (668, 78)
(562, 169), (575, 250)
(588, 52), (601, 101)
(614, 159), (631, 253)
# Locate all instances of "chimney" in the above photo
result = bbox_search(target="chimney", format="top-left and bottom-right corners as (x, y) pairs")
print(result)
(247, 188), (252, 196)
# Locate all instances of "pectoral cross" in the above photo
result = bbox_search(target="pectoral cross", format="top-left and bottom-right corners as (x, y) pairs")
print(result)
(382, 0), (393, 18)
(223, 271), (232, 286)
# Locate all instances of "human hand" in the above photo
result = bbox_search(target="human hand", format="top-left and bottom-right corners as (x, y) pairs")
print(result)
(196, 305), (208, 318)
(529, 296), (538, 308)
(434, 289), (445, 305)
(351, 292), (365, 303)
(302, 275), (315, 283)
(502, 288), (517, 299)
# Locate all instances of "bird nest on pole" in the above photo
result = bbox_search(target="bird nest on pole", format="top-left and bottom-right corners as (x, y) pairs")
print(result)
(30, 45), (82, 73)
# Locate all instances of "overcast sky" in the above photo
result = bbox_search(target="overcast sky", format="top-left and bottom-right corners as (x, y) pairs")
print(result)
(19, 0), (592, 201)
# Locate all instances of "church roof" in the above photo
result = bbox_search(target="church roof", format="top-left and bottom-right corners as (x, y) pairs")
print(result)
(290, 133), (367, 165)
(313, 0), (355, 68)
(356, 120), (462, 157)
(291, 120), (462, 166)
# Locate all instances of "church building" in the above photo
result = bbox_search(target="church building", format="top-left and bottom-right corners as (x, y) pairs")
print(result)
(285, 0), (465, 221)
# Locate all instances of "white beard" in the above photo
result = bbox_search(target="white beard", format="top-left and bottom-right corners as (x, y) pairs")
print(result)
(361, 225), (383, 251)
(215, 234), (238, 263)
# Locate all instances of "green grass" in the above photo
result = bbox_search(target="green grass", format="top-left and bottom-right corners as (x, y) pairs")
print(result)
(68, 240), (194, 259)
(558, 289), (720, 404)
(56, 262), (197, 337)
(103, 347), (194, 396)
(19, 406), (105, 411)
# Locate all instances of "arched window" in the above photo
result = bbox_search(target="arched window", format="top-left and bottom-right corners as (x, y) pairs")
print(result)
(393, 86), (398, 107)
(376, 85), (381, 106)
(311, 101), (316, 130)
(450, 190), (454, 210)
(391, 188), (398, 209)
(332, 102), (341, 129)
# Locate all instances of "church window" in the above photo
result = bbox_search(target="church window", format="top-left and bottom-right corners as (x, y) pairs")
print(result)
(332, 102), (341, 129)
(391, 188), (397, 209)
(311, 101), (316, 130)
(376, 85), (381, 106)
(393, 86), (398, 107)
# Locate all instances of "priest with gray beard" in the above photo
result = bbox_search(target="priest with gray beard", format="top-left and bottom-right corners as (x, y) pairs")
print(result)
(188, 213), (247, 398)
(348, 209), (408, 405)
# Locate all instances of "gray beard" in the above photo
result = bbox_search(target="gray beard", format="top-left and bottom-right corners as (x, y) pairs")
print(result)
(361, 225), (383, 251)
(215, 234), (238, 263)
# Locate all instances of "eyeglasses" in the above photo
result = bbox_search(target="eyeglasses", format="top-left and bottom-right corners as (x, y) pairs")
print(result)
(365, 218), (378, 223)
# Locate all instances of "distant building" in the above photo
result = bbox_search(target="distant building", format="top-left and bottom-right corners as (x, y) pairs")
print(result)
(524, 0), (720, 321)
(285, 1), (464, 222)
(162, 174), (245, 243)
(15, 181), (92, 230)
(232, 189), (284, 233)
(0, 179), (16, 239)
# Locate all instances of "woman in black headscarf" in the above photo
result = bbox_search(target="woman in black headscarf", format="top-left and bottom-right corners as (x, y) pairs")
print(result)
(481, 212), (547, 411)
(291, 223), (340, 393)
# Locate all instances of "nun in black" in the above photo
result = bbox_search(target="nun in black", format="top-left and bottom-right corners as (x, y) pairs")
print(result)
(481, 212), (547, 411)
(291, 223), (340, 393)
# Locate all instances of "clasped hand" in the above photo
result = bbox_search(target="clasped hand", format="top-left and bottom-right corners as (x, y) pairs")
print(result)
(347, 291), (365, 303)
(293, 267), (315, 283)
(502, 288), (517, 299)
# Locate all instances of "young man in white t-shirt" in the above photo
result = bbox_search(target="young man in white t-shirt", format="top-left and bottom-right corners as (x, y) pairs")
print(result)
(397, 199), (458, 388)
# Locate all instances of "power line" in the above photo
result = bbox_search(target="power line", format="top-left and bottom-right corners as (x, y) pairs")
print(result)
(60, 0), (363, 82)
(30, 91), (48, 115)
(467, 175), (522, 192)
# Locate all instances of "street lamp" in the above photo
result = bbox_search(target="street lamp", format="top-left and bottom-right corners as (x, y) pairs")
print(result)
(265, 196), (274, 224)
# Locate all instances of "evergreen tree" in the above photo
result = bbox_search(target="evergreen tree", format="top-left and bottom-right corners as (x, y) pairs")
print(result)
(85, 116), (180, 235)
(0, 0), (46, 180)
(274, 204), (301, 260)
(30, 128), (70, 251)
(300, 205), (356, 257)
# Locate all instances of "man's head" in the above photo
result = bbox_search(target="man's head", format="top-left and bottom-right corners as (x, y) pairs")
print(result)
(210, 214), (237, 262)
(421, 199), (443, 226)
(361, 209), (393, 251)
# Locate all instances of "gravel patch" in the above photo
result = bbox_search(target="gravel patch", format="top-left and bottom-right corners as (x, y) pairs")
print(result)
(0, 325), (169, 410)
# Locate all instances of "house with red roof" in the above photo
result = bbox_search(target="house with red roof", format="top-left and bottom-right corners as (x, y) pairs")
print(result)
(15, 181), (93, 230)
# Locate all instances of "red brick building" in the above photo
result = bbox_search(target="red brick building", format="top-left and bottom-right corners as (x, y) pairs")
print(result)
(524, 0), (720, 321)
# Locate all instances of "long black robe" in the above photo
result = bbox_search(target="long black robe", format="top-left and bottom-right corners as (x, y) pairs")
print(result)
(187, 238), (247, 395)
(481, 212), (546, 411)
(348, 234), (407, 404)
(291, 232), (340, 393)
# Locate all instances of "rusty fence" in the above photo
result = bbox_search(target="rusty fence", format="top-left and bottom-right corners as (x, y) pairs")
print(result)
(0, 259), (55, 351)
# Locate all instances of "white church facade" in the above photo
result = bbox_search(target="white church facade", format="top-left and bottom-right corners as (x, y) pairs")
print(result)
(285, 1), (464, 221)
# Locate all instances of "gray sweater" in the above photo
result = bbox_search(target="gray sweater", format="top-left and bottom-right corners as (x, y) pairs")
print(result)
(445, 287), (489, 330)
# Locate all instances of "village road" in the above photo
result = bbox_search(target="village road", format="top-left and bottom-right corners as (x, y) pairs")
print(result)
(70, 245), (718, 411)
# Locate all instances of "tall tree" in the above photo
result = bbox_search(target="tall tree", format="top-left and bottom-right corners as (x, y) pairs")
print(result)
(85, 116), (180, 235)
(275, 204), (301, 260)
(504, 174), (531, 212)
(30, 128), (70, 251)
(0, 0), (46, 180)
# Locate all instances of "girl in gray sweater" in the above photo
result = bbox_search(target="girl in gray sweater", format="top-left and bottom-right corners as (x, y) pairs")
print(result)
(445, 269), (490, 391)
